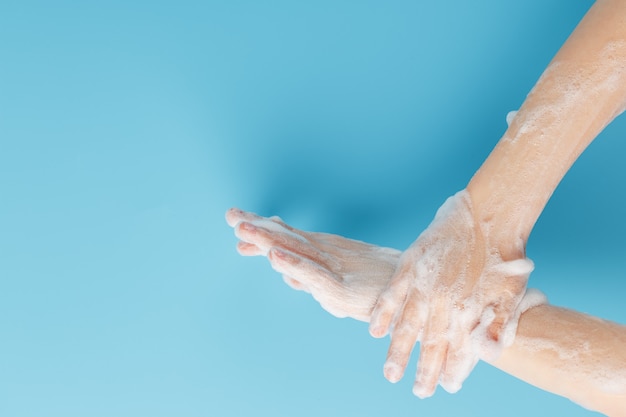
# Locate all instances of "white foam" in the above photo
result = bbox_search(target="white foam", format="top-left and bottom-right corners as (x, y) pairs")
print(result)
(515, 306), (626, 399)
(470, 306), (501, 361)
(489, 258), (534, 277)
(252, 219), (308, 242)
(440, 354), (479, 394)
(506, 110), (518, 127)
(505, 41), (626, 147)
(496, 288), (547, 350)
(517, 287), (548, 314)
(402, 189), (540, 392)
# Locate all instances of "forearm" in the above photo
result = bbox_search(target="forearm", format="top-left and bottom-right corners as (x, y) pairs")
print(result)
(467, 0), (626, 260)
(492, 305), (626, 416)
(228, 210), (626, 413)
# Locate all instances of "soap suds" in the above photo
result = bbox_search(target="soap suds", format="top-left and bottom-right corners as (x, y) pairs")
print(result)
(387, 189), (538, 396)
(506, 110), (518, 127)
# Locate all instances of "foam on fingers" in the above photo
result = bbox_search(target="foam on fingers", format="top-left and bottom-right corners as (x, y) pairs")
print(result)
(440, 354), (479, 394)
(377, 189), (535, 396)
(384, 324), (421, 382)
(236, 220), (318, 260)
(440, 330), (479, 394)
(383, 361), (404, 384)
(252, 219), (308, 242)
(225, 207), (264, 227)
(236, 241), (263, 256)
(369, 312), (392, 338)
(383, 287), (426, 382)
(225, 207), (242, 227)
(413, 306), (450, 398)
(369, 292), (399, 338)
(370, 263), (415, 338)
(268, 247), (340, 292)
(413, 340), (448, 399)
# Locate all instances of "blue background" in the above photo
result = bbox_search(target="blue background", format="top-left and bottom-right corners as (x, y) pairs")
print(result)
(1, 0), (624, 416)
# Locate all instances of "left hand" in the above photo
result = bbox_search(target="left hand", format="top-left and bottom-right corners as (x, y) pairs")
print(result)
(226, 208), (401, 322)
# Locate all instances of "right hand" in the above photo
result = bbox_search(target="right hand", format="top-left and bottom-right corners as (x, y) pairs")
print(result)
(368, 190), (534, 397)
(226, 208), (401, 322)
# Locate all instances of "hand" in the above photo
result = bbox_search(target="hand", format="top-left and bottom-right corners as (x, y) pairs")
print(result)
(368, 190), (534, 398)
(225, 208), (401, 322)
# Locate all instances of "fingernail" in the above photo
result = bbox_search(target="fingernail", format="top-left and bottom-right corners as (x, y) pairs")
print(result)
(383, 362), (402, 383)
(412, 383), (425, 398)
(241, 222), (256, 231)
(369, 325), (386, 338)
(441, 379), (462, 394)
(225, 208), (239, 226)
(412, 382), (433, 399)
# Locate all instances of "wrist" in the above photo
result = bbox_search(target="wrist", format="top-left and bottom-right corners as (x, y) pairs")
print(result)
(464, 185), (530, 262)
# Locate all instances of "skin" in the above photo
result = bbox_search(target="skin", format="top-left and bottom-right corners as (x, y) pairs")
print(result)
(369, 0), (626, 398)
(369, 190), (535, 397)
(226, 209), (626, 416)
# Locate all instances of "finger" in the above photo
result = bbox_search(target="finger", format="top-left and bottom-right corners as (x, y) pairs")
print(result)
(269, 215), (300, 233)
(369, 262), (413, 338)
(234, 221), (261, 243)
(413, 307), (449, 399)
(235, 222), (321, 260)
(383, 287), (425, 383)
(482, 258), (532, 344)
(226, 208), (311, 243)
(485, 300), (524, 359)
(225, 207), (265, 228)
(282, 275), (310, 293)
(486, 276), (528, 348)
(486, 306), (508, 345)
(439, 325), (478, 394)
(268, 247), (340, 292)
(440, 351), (478, 394)
(479, 289), (547, 359)
(236, 241), (264, 256)
(263, 214), (313, 243)
(469, 305), (499, 361)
